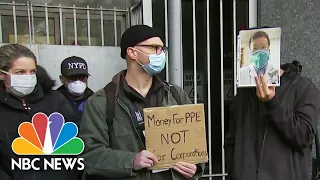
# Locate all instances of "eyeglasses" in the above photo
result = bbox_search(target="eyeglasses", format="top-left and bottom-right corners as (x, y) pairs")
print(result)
(135, 45), (168, 55)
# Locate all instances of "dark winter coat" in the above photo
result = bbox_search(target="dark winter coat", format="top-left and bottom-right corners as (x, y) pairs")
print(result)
(57, 85), (94, 127)
(78, 71), (205, 180)
(225, 62), (320, 180)
(0, 65), (82, 180)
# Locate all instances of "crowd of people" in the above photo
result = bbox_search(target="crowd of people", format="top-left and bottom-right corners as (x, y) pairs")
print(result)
(0, 24), (319, 180)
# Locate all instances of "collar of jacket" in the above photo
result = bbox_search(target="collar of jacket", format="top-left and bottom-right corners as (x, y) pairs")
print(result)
(57, 85), (94, 102)
(111, 70), (170, 97)
(0, 82), (45, 109)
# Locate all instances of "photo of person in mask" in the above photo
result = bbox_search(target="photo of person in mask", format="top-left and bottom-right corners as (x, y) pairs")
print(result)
(57, 56), (93, 127)
(78, 25), (204, 180)
(0, 44), (81, 180)
(239, 30), (280, 86)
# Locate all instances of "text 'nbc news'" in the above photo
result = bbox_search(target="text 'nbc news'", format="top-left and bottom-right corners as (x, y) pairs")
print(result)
(11, 158), (84, 171)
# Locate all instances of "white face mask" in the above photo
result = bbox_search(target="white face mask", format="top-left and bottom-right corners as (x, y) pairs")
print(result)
(67, 80), (86, 96)
(1, 70), (37, 97)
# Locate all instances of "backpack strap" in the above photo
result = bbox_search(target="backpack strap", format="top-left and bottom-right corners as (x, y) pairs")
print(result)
(169, 84), (182, 105)
(103, 82), (116, 145)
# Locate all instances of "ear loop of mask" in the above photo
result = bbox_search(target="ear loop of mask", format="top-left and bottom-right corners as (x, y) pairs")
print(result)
(0, 70), (9, 81)
(132, 48), (165, 65)
(0, 70), (8, 74)
(0, 70), (11, 87)
(132, 48), (149, 66)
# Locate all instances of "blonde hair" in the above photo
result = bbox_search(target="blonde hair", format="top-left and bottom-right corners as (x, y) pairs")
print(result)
(0, 44), (36, 71)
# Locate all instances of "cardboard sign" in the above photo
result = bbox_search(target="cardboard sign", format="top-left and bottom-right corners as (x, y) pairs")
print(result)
(143, 104), (208, 169)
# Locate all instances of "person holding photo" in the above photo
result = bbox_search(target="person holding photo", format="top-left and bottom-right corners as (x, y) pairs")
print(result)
(225, 61), (320, 180)
(239, 30), (279, 86)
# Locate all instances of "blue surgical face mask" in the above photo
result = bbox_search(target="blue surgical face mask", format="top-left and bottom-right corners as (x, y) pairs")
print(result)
(250, 49), (270, 69)
(136, 50), (166, 75)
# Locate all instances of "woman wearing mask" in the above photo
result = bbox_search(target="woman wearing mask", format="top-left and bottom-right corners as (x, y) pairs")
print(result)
(0, 44), (81, 180)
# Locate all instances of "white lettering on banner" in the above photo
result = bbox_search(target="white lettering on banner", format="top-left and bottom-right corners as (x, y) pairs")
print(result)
(183, 71), (203, 102)
(68, 62), (87, 70)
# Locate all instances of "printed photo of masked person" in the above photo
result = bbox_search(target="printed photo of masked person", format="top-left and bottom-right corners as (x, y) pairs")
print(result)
(239, 30), (280, 86)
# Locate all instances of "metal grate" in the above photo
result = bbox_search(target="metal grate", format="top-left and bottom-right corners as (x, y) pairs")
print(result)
(164, 0), (238, 179)
(0, 1), (130, 46)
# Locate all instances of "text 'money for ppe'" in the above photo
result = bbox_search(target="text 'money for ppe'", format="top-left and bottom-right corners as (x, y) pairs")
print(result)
(143, 104), (208, 170)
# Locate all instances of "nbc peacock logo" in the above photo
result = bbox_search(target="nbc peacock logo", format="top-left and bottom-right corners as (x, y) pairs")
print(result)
(11, 112), (85, 171)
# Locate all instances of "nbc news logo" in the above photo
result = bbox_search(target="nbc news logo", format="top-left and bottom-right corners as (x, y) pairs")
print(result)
(11, 112), (85, 171)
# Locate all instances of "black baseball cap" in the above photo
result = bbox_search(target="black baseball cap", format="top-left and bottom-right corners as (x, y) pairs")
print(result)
(61, 56), (90, 76)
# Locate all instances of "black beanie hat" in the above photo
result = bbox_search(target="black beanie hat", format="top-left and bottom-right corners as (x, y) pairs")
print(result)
(120, 25), (163, 59)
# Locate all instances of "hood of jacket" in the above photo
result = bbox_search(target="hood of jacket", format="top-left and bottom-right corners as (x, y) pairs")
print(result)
(36, 65), (56, 94)
(281, 60), (302, 74)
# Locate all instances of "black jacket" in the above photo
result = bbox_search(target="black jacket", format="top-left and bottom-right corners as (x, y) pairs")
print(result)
(225, 62), (320, 180)
(0, 66), (82, 180)
(57, 86), (94, 126)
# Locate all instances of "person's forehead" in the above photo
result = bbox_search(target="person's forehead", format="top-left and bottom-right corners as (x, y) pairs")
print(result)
(11, 57), (36, 70)
(138, 37), (163, 46)
(252, 36), (268, 44)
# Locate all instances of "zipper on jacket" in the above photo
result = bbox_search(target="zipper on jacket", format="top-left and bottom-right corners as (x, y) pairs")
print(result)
(116, 97), (145, 148)
(257, 124), (268, 179)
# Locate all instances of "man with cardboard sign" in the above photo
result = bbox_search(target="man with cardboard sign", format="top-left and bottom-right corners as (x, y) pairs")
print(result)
(143, 104), (208, 170)
(79, 25), (205, 180)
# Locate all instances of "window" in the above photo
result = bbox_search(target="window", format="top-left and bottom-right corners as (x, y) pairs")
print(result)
(0, 2), (127, 46)
(0, 10), (58, 44)
(64, 13), (124, 46)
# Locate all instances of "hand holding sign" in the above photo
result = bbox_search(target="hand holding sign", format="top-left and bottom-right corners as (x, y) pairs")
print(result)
(133, 150), (159, 170)
(143, 104), (208, 169)
(173, 162), (197, 178)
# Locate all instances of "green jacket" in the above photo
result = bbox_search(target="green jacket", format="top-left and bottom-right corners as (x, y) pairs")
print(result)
(79, 72), (205, 180)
